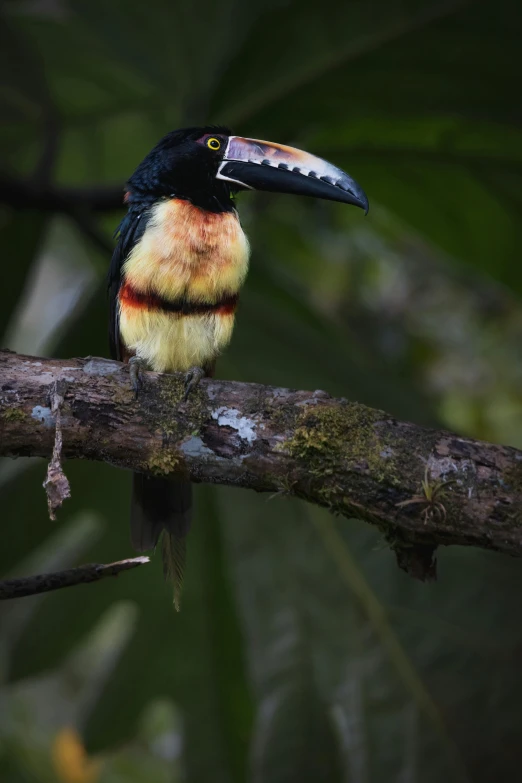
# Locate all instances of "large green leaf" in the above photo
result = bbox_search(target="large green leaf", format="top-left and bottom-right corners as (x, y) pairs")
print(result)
(221, 488), (522, 782)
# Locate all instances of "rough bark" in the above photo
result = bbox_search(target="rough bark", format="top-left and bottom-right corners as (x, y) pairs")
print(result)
(1, 351), (522, 577)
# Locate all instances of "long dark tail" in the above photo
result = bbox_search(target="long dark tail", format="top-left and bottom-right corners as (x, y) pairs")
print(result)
(130, 473), (192, 610)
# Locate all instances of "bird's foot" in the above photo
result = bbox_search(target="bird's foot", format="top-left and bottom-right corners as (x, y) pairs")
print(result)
(183, 366), (205, 402)
(129, 356), (148, 398)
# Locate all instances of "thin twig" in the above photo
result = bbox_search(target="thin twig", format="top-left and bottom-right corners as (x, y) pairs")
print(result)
(0, 176), (124, 213)
(0, 557), (150, 600)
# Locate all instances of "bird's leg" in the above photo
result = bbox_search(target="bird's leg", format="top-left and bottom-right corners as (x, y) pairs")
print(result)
(183, 366), (206, 402)
(128, 356), (148, 397)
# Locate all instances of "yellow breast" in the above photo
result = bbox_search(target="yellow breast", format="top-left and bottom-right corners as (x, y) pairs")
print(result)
(123, 199), (250, 302)
(118, 198), (250, 373)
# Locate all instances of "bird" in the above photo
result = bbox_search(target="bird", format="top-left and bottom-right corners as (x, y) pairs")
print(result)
(109, 126), (368, 608)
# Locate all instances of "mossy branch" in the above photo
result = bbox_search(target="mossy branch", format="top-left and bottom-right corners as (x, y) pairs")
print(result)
(2, 350), (522, 580)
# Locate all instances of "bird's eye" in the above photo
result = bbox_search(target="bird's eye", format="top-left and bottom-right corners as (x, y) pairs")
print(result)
(206, 137), (221, 151)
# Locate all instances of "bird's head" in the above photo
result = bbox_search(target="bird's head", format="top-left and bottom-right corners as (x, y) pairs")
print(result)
(127, 125), (369, 214)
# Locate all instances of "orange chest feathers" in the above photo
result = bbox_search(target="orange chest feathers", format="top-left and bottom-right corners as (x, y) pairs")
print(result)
(122, 199), (250, 303)
(117, 199), (250, 373)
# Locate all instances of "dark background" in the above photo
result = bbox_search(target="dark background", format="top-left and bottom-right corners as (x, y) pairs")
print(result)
(1, 1), (522, 781)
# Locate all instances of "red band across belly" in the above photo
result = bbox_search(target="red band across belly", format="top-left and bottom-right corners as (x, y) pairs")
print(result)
(119, 282), (238, 316)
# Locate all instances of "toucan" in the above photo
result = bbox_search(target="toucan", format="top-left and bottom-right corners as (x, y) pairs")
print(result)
(109, 126), (368, 607)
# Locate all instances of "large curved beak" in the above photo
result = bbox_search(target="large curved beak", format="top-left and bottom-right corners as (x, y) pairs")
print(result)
(216, 136), (369, 214)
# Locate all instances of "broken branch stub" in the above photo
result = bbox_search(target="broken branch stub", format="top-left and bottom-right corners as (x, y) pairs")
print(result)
(43, 379), (71, 519)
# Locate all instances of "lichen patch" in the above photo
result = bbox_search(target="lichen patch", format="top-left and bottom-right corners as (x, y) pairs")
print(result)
(31, 405), (55, 427)
(211, 406), (257, 444)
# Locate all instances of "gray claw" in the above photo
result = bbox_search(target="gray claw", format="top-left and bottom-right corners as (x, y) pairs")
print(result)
(129, 356), (147, 398)
(183, 366), (205, 402)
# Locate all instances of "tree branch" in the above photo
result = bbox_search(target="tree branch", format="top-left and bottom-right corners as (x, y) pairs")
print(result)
(0, 176), (124, 214)
(0, 557), (150, 600)
(1, 351), (522, 577)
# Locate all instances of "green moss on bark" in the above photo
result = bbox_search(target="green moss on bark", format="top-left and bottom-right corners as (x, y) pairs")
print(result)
(145, 448), (183, 476)
(139, 372), (208, 440)
(276, 400), (436, 519)
(278, 401), (393, 476)
(1, 407), (27, 422)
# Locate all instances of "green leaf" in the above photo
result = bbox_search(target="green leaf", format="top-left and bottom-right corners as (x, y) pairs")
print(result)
(220, 487), (522, 781)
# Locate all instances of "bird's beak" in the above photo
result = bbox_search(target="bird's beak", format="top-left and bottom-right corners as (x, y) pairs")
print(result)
(216, 136), (368, 213)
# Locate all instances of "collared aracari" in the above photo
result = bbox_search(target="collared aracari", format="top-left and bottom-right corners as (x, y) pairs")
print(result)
(109, 126), (368, 606)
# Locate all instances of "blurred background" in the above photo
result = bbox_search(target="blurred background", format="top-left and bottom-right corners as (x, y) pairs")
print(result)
(1, 0), (522, 781)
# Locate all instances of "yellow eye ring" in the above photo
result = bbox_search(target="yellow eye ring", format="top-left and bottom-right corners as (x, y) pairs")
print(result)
(207, 137), (221, 151)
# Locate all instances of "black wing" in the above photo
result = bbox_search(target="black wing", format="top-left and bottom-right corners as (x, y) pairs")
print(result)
(108, 206), (147, 360)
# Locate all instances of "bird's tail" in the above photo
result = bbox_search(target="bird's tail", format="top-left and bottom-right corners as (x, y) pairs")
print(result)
(130, 473), (192, 610)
